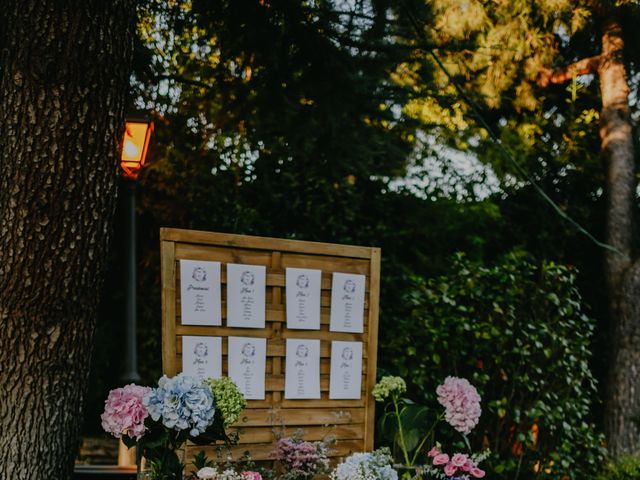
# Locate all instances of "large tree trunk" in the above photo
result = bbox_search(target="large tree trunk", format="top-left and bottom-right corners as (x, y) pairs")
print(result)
(598, 16), (640, 456)
(0, 1), (135, 478)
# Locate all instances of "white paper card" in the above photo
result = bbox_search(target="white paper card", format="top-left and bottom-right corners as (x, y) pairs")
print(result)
(329, 272), (366, 333)
(286, 268), (322, 330)
(228, 336), (267, 400)
(329, 341), (363, 399)
(182, 336), (222, 380)
(180, 260), (222, 326)
(285, 339), (321, 399)
(227, 264), (266, 329)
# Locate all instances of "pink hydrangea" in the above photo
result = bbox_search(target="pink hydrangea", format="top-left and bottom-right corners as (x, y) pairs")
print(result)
(100, 384), (151, 440)
(242, 472), (262, 480)
(436, 376), (481, 434)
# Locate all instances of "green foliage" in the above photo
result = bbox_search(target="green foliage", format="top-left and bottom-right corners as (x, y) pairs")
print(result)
(595, 456), (640, 480)
(384, 253), (605, 479)
(191, 450), (215, 471)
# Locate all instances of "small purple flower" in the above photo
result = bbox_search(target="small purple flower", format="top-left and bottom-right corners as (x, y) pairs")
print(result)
(274, 436), (329, 479)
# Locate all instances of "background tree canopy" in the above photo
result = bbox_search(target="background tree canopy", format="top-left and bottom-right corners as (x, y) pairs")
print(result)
(86, 0), (640, 477)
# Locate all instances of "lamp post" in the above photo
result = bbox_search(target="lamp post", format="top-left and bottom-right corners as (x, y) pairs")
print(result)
(120, 118), (153, 384)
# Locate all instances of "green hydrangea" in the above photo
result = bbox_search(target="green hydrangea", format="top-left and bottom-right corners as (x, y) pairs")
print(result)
(205, 377), (247, 427)
(372, 376), (406, 402)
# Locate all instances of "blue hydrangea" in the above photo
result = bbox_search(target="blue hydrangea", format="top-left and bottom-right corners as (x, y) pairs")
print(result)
(144, 374), (215, 436)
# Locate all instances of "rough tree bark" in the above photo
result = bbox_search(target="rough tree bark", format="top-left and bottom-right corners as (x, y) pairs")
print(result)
(597, 16), (640, 457)
(0, 1), (135, 478)
(540, 13), (639, 454)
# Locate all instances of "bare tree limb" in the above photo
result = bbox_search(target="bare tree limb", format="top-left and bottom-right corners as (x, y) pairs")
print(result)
(537, 55), (601, 87)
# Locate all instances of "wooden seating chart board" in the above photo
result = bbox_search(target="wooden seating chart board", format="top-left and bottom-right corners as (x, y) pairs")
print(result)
(160, 228), (381, 462)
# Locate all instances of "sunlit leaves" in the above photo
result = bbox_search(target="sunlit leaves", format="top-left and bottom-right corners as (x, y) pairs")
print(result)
(430, 0), (489, 40)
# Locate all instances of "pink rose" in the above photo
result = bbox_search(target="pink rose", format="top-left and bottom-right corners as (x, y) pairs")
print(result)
(427, 446), (440, 458)
(461, 460), (475, 472)
(444, 463), (458, 476)
(451, 453), (468, 467)
(471, 467), (486, 478)
(433, 453), (449, 465)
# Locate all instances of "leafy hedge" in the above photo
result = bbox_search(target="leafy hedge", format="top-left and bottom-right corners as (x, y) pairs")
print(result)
(381, 252), (605, 479)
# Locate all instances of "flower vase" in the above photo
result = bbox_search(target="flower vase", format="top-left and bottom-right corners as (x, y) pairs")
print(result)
(136, 455), (152, 480)
(137, 470), (154, 480)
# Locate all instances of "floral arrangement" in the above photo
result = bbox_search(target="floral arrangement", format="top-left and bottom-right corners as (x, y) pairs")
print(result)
(101, 374), (246, 480)
(331, 447), (398, 480)
(425, 446), (487, 479)
(373, 375), (487, 480)
(273, 433), (332, 480)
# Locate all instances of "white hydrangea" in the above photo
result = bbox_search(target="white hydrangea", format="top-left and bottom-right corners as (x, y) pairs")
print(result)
(197, 467), (218, 479)
(331, 448), (398, 480)
(196, 467), (243, 480)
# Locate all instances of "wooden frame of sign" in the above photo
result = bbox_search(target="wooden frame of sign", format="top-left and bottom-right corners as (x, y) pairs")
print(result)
(160, 228), (381, 462)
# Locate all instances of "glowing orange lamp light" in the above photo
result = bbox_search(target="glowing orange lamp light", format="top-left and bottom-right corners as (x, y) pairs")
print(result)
(120, 118), (153, 179)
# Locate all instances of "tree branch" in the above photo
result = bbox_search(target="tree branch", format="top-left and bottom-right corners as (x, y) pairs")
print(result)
(537, 55), (601, 87)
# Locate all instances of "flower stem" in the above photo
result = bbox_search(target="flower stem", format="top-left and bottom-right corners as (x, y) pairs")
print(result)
(393, 395), (412, 466)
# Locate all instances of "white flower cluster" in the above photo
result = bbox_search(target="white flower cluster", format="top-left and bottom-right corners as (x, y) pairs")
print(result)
(331, 448), (398, 480)
(197, 467), (243, 480)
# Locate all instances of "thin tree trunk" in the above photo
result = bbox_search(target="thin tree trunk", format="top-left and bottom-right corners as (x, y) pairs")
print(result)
(598, 15), (640, 456)
(0, 1), (135, 478)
